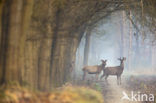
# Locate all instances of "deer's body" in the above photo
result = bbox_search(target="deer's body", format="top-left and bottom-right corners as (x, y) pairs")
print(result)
(83, 65), (103, 74)
(82, 60), (107, 80)
(100, 57), (126, 85)
(104, 66), (124, 75)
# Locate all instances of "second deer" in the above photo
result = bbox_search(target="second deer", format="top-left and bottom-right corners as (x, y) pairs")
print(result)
(82, 60), (107, 80)
(100, 57), (126, 85)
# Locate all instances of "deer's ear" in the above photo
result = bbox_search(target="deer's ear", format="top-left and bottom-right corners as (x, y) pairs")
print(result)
(101, 60), (104, 62)
(105, 60), (107, 62)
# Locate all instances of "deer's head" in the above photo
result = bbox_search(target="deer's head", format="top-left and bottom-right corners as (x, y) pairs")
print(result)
(118, 57), (126, 64)
(101, 59), (107, 67)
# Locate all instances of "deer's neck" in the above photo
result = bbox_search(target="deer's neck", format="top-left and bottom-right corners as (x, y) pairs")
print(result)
(99, 64), (104, 69)
(102, 64), (106, 69)
(120, 62), (124, 69)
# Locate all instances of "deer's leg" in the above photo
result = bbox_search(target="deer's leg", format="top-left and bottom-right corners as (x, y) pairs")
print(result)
(105, 75), (108, 84)
(117, 75), (119, 85)
(100, 73), (105, 80)
(105, 75), (108, 80)
(95, 74), (99, 81)
(119, 76), (121, 85)
(83, 71), (87, 80)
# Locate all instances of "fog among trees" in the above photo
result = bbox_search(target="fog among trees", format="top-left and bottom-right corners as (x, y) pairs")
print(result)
(76, 11), (156, 78)
(0, 0), (156, 92)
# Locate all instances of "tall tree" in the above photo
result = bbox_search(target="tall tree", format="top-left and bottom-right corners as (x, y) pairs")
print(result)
(0, 0), (34, 84)
(128, 11), (133, 70)
(119, 11), (125, 57)
(83, 28), (92, 66)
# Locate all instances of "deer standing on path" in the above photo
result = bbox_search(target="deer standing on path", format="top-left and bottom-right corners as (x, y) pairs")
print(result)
(82, 60), (107, 80)
(100, 57), (126, 85)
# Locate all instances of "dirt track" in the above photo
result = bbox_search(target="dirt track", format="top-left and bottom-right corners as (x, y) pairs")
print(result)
(99, 76), (140, 103)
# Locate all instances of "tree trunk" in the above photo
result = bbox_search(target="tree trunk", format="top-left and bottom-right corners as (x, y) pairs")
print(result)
(0, 0), (33, 84)
(50, 33), (79, 88)
(128, 12), (132, 71)
(0, 0), (5, 83)
(24, 40), (40, 88)
(119, 11), (125, 57)
(83, 29), (91, 66)
(20, 0), (34, 84)
(134, 32), (140, 68)
(24, 0), (53, 90)
(0, 0), (23, 83)
(37, 39), (52, 91)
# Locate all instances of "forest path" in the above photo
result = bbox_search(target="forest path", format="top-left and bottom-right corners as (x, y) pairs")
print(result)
(99, 76), (140, 103)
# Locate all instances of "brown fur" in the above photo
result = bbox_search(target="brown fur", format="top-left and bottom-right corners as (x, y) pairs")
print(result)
(100, 57), (126, 85)
(82, 60), (107, 80)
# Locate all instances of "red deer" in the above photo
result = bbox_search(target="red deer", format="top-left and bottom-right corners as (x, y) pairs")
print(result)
(100, 57), (126, 85)
(82, 60), (107, 80)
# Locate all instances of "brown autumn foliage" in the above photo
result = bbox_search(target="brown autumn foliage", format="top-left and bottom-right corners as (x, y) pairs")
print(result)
(0, 83), (104, 103)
